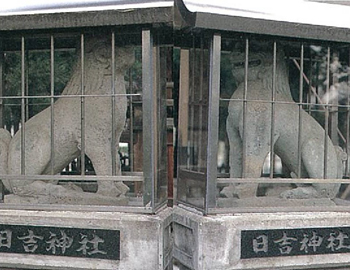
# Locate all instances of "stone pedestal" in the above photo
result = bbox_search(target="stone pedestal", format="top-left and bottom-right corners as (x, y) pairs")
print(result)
(0, 207), (172, 270)
(173, 206), (350, 269)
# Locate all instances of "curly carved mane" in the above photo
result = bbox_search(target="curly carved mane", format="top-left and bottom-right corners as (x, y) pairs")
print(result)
(259, 50), (294, 102)
(61, 38), (134, 96)
(232, 49), (294, 102)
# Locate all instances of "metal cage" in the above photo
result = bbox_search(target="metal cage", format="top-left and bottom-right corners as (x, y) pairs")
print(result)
(175, 0), (350, 215)
(0, 1), (173, 214)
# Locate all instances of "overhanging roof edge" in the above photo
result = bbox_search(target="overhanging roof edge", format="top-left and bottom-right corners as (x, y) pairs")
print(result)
(0, 6), (174, 31)
(0, 0), (174, 16)
(176, 0), (350, 43)
(181, 0), (350, 30)
(194, 12), (350, 43)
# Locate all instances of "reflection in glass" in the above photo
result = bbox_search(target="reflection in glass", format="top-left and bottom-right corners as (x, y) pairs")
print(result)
(0, 32), (157, 209)
(177, 36), (210, 210)
(218, 37), (350, 209)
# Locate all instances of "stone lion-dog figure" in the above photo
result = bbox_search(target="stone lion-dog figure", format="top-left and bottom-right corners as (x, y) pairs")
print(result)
(0, 36), (134, 198)
(222, 47), (344, 199)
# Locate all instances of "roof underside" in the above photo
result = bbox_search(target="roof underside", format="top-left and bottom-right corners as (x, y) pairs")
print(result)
(0, 0), (174, 31)
(181, 0), (350, 29)
(2, 0), (350, 43)
(177, 0), (350, 42)
(0, 0), (173, 16)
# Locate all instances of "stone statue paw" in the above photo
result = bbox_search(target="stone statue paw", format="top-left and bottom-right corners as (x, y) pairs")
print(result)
(220, 183), (258, 198)
(280, 186), (319, 199)
(64, 182), (84, 192)
(97, 182), (130, 197)
(220, 185), (239, 198)
(13, 181), (67, 197)
(115, 182), (130, 195)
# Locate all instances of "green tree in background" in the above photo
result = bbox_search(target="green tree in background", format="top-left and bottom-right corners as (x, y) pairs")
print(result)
(3, 48), (76, 131)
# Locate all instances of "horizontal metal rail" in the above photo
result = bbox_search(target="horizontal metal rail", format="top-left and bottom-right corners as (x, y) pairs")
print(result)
(0, 203), (153, 213)
(0, 93), (142, 99)
(209, 205), (350, 215)
(217, 177), (350, 184)
(219, 98), (347, 108)
(0, 174), (144, 182)
(179, 168), (206, 176)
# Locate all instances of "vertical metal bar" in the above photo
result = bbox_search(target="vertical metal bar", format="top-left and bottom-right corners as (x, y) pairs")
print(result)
(206, 33), (221, 212)
(297, 44), (304, 178)
(346, 49), (350, 177)
(178, 49), (190, 160)
(330, 51), (339, 146)
(308, 52), (313, 114)
(0, 40), (4, 198)
(242, 38), (249, 178)
(269, 42), (277, 178)
(80, 33), (86, 175)
(50, 35), (55, 175)
(324, 106), (329, 178)
(111, 31), (117, 176)
(21, 36), (26, 175)
(198, 37), (204, 171)
(159, 46), (168, 208)
(25, 50), (29, 121)
(153, 42), (163, 209)
(128, 69), (134, 172)
(190, 37), (195, 170)
(177, 49), (190, 202)
(0, 39), (4, 128)
(324, 46), (331, 178)
(153, 44), (161, 208)
(142, 29), (154, 208)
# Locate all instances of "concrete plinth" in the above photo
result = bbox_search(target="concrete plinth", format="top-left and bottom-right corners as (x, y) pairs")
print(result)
(0, 207), (173, 270)
(173, 206), (350, 270)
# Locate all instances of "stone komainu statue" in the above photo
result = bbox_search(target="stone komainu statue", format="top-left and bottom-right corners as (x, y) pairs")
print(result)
(222, 47), (344, 199)
(0, 36), (134, 200)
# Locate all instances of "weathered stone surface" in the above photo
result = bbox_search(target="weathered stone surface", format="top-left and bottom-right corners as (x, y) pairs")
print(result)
(4, 182), (128, 205)
(0, 207), (172, 270)
(0, 36), (134, 203)
(173, 206), (350, 270)
(223, 49), (344, 199)
(217, 197), (336, 208)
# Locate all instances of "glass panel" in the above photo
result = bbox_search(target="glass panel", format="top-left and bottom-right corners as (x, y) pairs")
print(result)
(126, 43), (143, 203)
(217, 36), (350, 211)
(177, 35), (210, 210)
(0, 31), (149, 209)
(154, 44), (169, 209)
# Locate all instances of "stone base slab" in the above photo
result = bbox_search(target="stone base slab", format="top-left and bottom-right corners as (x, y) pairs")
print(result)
(173, 206), (350, 270)
(0, 207), (172, 270)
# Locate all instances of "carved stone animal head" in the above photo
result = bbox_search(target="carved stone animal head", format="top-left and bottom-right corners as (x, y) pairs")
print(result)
(230, 48), (291, 99)
(231, 51), (267, 83)
(62, 36), (135, 95)
(84, 37), (135, 72)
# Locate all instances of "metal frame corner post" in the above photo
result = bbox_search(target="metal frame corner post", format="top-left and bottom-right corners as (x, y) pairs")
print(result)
(206, 33), (221, 213)
(0, 38), (3, 129)
(142, 29), (156, 209)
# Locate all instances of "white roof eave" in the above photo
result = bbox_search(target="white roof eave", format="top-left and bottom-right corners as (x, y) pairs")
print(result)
(0, 0), (173, 16)
(182, 0), (350, 30)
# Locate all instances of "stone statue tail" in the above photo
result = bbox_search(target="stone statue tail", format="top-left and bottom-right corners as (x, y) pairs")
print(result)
(0, 128), (12, 192)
